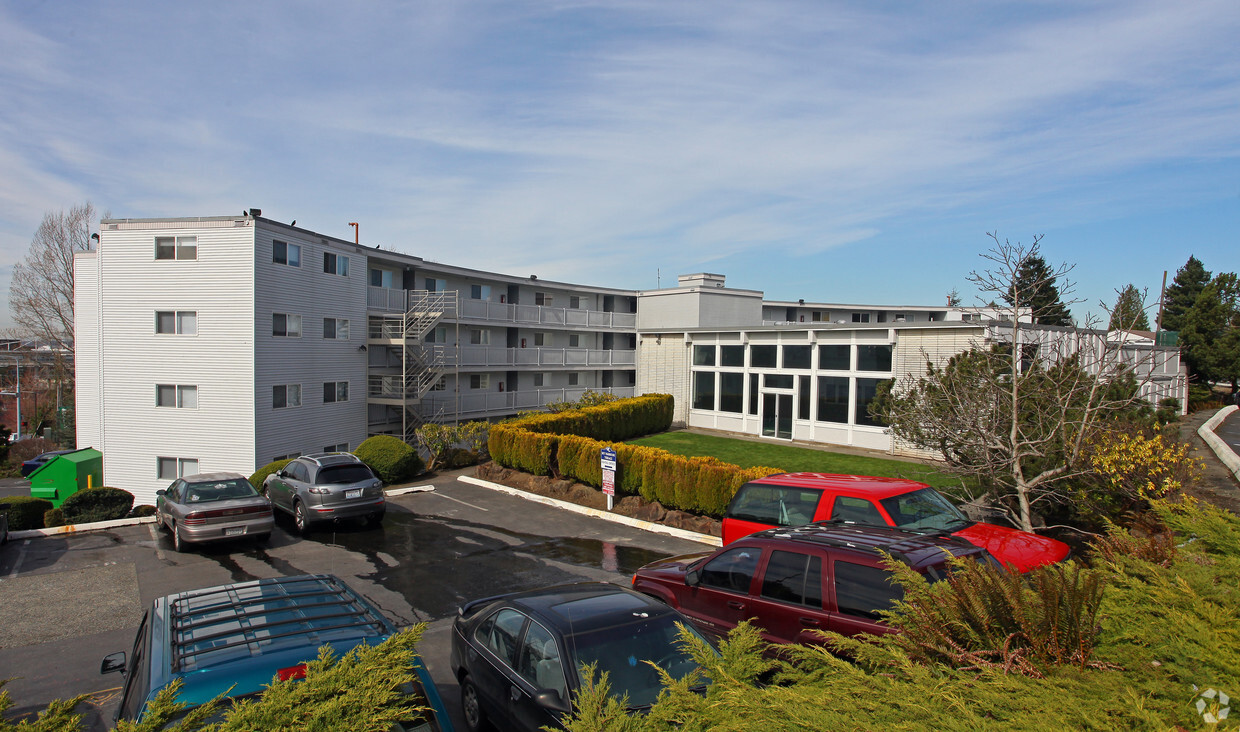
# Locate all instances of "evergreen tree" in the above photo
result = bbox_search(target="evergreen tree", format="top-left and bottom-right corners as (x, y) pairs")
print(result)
(1108, 284), (1150, 331)
(1003, 253), (1073, 325)
(1159, 256), (1210, 332)
(1178, 273), (1240, 389)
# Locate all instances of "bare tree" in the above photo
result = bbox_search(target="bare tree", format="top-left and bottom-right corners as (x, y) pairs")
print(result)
(880, 234), (1163, 532)
(8, 202), (100, 350)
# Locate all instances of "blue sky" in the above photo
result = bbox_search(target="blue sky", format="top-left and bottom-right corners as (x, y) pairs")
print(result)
(1, 0), (1236, 330)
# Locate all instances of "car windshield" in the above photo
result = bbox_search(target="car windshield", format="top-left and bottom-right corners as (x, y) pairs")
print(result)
(183, 479), (259, 503)
(316, 465), (375, 485)
(879, 487), (971, 533)
(566, 614), (706, 710)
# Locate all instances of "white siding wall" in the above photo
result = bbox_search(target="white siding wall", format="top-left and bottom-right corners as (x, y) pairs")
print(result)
(254, 223), (370, 464)
(637, 333), (689, 423)
(91, 219), (257, 504)
(73, 251), (102, 451)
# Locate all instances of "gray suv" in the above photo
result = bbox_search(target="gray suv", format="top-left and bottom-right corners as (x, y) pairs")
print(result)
(263, 453), (385, 534)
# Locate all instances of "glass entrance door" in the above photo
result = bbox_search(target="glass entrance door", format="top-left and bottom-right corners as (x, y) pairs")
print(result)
(761, 393), (793, 439)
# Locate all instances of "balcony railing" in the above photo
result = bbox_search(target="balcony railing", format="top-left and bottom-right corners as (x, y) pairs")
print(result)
(458, 346), (635, 368)
(417, 386), (636, 417)
(457, 298), (636, 329)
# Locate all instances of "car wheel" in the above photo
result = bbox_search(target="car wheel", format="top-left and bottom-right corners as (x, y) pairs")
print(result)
(460, 676), (489, 732)
(293, 501), (311, 535)
(172, 524), (187, 553)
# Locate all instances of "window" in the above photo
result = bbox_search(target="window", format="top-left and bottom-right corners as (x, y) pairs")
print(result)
(851, 312), (870, 323)
(155, 310), (197, 335)
(693, 345), (716, 366)
(729, 484), (822, 526)
(273, 240), (300, 267)
(567, 373), (580, 386)
(775, 345), (807, 370)
(830, 496), (886, 524)
(765, 374), (793, 389)
(155, 236), (197, 261)
(692, 371), (716, 410)
(817, 376), (849, 423)
(534, 373), (548, 387)
(271, 452), (302, 462)
(857, 345), (893, 372)
(720, 345), (745, 367)
(761, 551), (822, 608)
(568, 334), (580, 348)
(750, 345), (777, 368)
(470, 329), (490, 345)
(273, 313), (302, 337)
(323, 252), (349, 276)
(534, 332), (552, 347)
(476, 608), (526, 667)
(535, 292), (552, 306)
(833, 561), (903, 619)
(516, 621), (566, 703)
(818, 344), (850, 370)
(370, 269), (394, 288)
(798, 375), (811, 420)
(569, 295), (582, 309)
(811, 311), (822, 322)
(323, 318), (350, 340)
(748, 373), (759, 415)
(425, 327), (446, 343)
(855, 378), (885, 426)
(470, 284), (491, 300)
(323, 443), (348, 453)
(156, 384), (197, 409)
(431, 376), (447, 391)
(157, 457), (198, 480)
(273, 384), (301, 409)
(720, 372), (744, 413)
(425, 277), (446, 292)
(470, 374), (490, 389)
(323, 381), (349, 403)
(700, 547), (761, 594)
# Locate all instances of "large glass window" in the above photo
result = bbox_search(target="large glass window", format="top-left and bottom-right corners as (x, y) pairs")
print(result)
(719, 372), (744, 413)
(750, 345), (777, 368)
(833, 561), (903, 619)
(798, 375), (811, 420)
(857, 345), (893, 372)
(817, 376), (849, 423)
(693, 345), (716, 366)
(765, 374), (793, 389)
(692, 371), (716, 410)
(761, 551), (822, 608)
(748, 374), (759, 415)
(818, 344), (850, 370)
(699, 547), (761, 594)
(855, 378), (886, 426)
(720, 345), (745, 367)
(783, 345), (812, 369)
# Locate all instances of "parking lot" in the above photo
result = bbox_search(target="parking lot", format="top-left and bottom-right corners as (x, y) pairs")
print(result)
(0, 470), (713, 730)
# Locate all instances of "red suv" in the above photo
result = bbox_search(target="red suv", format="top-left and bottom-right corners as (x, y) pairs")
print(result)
(632, 523), (998, 646)
(722, 472), (1069, 573)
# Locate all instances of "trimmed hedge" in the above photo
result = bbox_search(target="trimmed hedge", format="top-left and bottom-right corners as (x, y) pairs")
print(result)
(355, 435), (424, 485)
(250, 458), (294, 492)
(489, 395), (782, 517)
(43, 508), (65, 527)
(62, 487), (135, 524)
(0, 496), (54, 530)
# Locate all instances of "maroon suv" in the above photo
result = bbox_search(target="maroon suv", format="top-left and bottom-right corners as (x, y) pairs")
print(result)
(632, 523), (998, 646)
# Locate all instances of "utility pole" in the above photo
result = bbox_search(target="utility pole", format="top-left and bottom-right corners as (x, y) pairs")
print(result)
(1154, 270), (1168, 335)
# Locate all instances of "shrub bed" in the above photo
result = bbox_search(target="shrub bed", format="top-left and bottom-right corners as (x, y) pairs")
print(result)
(61, 487), (135, 524)
(355, 435), (424, 484)
(250, 458), (293, 491)
(0, 496), (54, 530)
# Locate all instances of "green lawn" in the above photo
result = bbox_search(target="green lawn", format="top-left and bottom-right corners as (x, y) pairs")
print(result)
(627, 431), (968, 492)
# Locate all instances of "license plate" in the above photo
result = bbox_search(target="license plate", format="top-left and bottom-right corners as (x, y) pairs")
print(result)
(225, 527), (245, 536)
(345, 489), (362, 499)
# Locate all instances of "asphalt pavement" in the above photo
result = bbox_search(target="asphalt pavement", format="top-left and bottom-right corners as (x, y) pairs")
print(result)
(0, 469), (712, 731)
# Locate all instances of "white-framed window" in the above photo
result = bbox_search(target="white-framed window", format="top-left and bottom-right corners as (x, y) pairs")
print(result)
(852, 312), (871, 323)
(425, 277), (446, 292)
(470, 284), (491, 300)
(535, 292), (553, 306)
(568, 334), (581, 348)
(425, 327), (447, 343)
(470, 374), (490, 389)
(155, 310), (197, 335)
(323, 381), (349, 403)
(323, 252), (349, 276)
(470, 329), (490, 345)
(273, 384), (302, 408)
(567, 373), (580, 386)
(323, 443), (349, 453)
(156, 384), (198, 409)
(323, 318), (350, 340)
(533, 332), (553, 347)
(273, 240), (301, 267)
(370, 269), (394, 288)
(273, 313), (302, 337)
(155, 236), (197, 261)
(157, 457), (199, 480)
(431, 376), (447, 391)
(570, 295), (583, 309)
(534, 373), (549, 387)
(271, 452), (301, 462)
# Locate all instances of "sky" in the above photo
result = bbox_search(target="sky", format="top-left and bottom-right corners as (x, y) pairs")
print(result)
(1, 0), (1237, 331)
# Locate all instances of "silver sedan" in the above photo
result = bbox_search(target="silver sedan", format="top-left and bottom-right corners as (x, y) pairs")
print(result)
(155, 472), (275, 552)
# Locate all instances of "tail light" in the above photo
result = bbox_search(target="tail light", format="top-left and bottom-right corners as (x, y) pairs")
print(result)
(277, 664), (307, 681)
(182, 505), (273, 525)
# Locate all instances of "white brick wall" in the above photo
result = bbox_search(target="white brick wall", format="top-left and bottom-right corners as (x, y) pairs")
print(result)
(637, 333), (688, 423)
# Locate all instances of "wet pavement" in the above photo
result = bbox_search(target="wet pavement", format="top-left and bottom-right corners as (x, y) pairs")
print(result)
(0, 470), (712, 730)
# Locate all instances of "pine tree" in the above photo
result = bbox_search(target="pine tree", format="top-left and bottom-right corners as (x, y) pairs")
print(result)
(1178, 273), (1240, 388)
(1108, 284), (1150, 331)
(1159, 256), (1211, 332)
(1002, 253), (1073, 326)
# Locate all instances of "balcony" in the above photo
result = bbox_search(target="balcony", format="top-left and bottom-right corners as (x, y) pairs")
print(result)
(458, 345), (635, 368)
(417, 386), (636, 419)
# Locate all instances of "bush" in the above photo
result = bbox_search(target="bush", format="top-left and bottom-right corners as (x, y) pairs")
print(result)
(1154, 397), (1180, 424)
(355, 435), (424, 484)
(130, 504), (158, 518)
(250, 458), (294, 492)
(0, 496), (53, 530)
(6, 437), (56, 465)
(61, 487), (134, 524)
(43, 508), (65, 527)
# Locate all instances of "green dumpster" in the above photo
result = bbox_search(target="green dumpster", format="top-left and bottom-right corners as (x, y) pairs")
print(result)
(29, 448), (104, 509)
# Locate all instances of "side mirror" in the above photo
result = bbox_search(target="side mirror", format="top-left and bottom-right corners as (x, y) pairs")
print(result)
(533, 689), (571, 714)
(155, 489), (166, 497)
(685, 568), (701, 587)
(100, 651), (127, 675)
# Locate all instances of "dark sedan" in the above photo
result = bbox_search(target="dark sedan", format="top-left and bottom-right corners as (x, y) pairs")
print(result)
(21, 449), (78, 477)
(450, 582), (710, 732)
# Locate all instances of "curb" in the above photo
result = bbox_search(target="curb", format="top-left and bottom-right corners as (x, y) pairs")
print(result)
(459, 476), (722, 548)
(1198, 405), (1240, 483)
(386, 485), (436, 497)
(9, 515), (158, 540)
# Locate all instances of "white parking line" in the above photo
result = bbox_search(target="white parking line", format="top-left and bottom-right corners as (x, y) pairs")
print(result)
(436, 493), (489, 512)
(148, 523), (167, 561)
(5, 539), (30, 578)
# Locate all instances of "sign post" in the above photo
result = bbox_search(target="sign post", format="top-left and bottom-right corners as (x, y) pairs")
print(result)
(600, 447), (617, 511)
